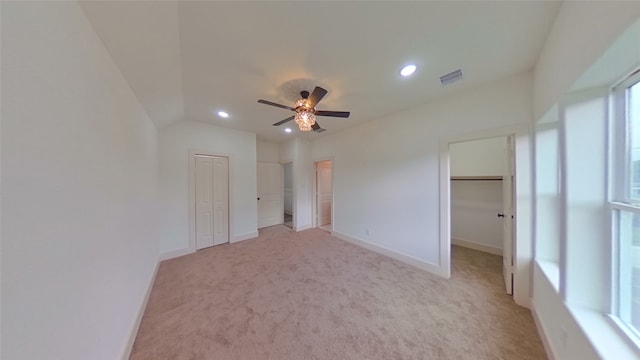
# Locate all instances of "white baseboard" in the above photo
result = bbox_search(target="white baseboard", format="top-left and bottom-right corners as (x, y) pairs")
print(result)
(452, 238), (502, 256)
(160, 232), (258, 260)
(159, 247), (194, 261)
(232, 231), (258, 243)
(121, 259), (159, 360)
(294, 224), (312, 232)
(332, 231), (447, 277)
(531, 301), (557, 360)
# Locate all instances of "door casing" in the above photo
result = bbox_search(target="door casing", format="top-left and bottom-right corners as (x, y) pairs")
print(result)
(439, 124), (532, 307)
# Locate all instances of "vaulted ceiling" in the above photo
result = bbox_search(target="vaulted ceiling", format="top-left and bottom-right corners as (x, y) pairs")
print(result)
(80, 1), (560, 143)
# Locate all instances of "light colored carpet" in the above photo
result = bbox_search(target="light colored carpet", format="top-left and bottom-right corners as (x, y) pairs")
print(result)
(130, 225), (545, 359)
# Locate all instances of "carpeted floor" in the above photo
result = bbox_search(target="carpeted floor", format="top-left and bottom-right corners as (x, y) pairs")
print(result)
(130, 225), (546, 359)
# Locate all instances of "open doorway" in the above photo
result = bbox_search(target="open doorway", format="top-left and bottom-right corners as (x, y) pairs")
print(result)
(283, 162), (293, 228)
(449, 136), (513, 295)
(439, 124), (533, 307)
(315, 160), (332, 232)
(439, 124), (532, 307)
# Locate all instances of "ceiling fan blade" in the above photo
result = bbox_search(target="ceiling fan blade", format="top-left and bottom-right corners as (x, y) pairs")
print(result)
(258, 99), (295, 111)
(312, 122), (326, 133)
(272, 115), (295, 126)
(315, 110), (350, 118)
(307, 86), (328, 107)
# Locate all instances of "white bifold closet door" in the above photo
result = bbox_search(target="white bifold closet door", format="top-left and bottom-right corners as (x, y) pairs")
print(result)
(195, 155), (229, 249)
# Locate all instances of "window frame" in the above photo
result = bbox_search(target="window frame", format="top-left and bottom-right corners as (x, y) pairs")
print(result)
(610, 69), (640, 345)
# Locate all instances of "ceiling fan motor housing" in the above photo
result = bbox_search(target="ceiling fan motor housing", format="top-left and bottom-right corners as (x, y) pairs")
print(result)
(295, 91), (314, 112)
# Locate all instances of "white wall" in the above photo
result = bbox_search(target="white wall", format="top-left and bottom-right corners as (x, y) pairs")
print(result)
(450, 180), (503, 254)
(450, 137), (506, 177)
(533, 1), (640, 120)
(311, 72), (532, 268)
(257, 139), (279, 162)
(279, 138), (295, 164)
(294, 139), (313, 229)
(159, 121), (257, 255)
(1, 2), (159, 359)
(532, 264), (599, 360)
(532, 4), (640, 359)
(450, 137), (506, 254)
(279, 138), (313, 230)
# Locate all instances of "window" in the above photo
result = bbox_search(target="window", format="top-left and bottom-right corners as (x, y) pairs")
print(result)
(612, 70), (640, 339)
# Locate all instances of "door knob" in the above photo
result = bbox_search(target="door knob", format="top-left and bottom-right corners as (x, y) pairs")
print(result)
(497, 213), (505, 218)
(257, 197), (260, 200)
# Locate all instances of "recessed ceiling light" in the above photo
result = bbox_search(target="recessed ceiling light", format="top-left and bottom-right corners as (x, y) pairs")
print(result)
(400, 64), (417, 77)
(284, 128), (292, 133)
(217, 111), (229, 118)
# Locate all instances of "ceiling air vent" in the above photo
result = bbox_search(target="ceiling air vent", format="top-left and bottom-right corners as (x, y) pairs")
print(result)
(440, 69), (463, 86)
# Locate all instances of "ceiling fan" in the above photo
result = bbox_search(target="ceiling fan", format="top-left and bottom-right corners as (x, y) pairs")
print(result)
(257, 86), (350, 132)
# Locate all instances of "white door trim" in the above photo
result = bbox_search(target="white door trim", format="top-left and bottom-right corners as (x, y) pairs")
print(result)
(439, 123), (532, 307)
(188, 149), (233, 253)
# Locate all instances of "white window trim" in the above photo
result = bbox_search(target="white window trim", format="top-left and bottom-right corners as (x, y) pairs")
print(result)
(609, 69), (640, 350)
(612, 74), (638, 204)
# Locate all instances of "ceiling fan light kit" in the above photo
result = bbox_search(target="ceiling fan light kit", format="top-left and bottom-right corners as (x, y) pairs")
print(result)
(258, 86), (350, 133)
(295, 110), (316, 132)
(293, 94), (317, 132)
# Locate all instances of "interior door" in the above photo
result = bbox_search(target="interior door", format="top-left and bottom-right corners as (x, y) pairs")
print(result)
(195, 155), (229, 250)
(502, 136), (515, 295)
(317, 161), (332, 227)
(195, 156), (215, 249)
(257, 162), (283, 228)
(212, 157), (229, 246)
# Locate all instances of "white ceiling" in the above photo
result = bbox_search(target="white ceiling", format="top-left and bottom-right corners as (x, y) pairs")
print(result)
(80, 1), (561, 143)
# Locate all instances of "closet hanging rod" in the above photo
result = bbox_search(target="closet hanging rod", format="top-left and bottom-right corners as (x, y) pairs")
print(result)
(450, 176), (503, 181)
